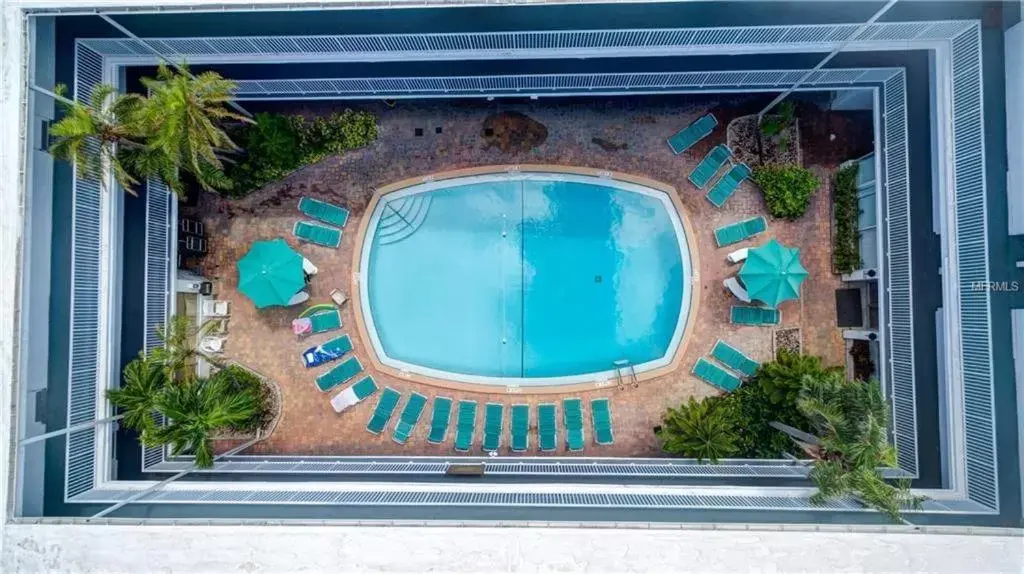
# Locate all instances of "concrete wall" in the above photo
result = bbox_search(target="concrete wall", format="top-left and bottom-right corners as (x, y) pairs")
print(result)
(16, 15), (57, 518)
(1007, 21), (1024, 235)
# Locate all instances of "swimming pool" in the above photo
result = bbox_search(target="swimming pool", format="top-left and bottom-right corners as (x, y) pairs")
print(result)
(356, 168), (694, 388)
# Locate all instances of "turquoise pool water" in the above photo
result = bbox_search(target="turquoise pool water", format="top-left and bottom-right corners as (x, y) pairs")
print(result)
(360, 173), (691, 385)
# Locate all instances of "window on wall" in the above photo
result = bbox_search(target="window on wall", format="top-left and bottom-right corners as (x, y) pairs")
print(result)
(857, 154), (878, 270)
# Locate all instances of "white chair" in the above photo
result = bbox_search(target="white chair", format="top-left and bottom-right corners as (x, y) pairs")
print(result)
(287, 291), (310, 306)
(724, 276), (752, 303)
(198, 336), (225, 354)
(726, 247), (749, 264)
(202, 299), (230, 317)
(302, 258), (318, 276)
(330, 288), (348, 307)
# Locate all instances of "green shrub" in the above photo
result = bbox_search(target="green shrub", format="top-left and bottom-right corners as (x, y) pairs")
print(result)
(226, 109), (377, 196)
(211, 364), (273, 434)
(760, 101), (795, 137)
(658, 351), (844, 460)
(832, 164), (861, 273)
(757, 349), (840, 407)
(752, 164), (821, 220)
(656, 397), (740, 462)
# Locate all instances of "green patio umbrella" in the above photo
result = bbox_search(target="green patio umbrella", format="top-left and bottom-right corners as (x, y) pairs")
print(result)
(236, 238), (305, 309)
(737, 239), (808, 309)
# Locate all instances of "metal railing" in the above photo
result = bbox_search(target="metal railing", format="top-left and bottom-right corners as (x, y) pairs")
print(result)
(77, 21), (977, 63)
(143, 179), (173, 353)
(881, 72), (919, 476)
(230, 68), (903, 100)
(65, 44), (104, 500)
(950, 25), (998, 512)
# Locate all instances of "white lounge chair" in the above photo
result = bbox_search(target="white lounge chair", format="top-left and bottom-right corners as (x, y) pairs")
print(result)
(287, 291), (310, 306)
(198, 336), (225, 354)
(302, 258), (318, 276)
(724, 276), (752, 303)
(726, 247), (749, 264)
(202, 299), (229, 317)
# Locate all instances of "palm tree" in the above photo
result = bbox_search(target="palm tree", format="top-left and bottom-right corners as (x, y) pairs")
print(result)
(657, 397), (739, 463)
(772, 372), (924, 522)
(147, 315), (223, 384)
(129, 63), (251, 196)
(48, 83), (145, 193)
(145, 375), (258, 468)
(107, 357), (167, 435)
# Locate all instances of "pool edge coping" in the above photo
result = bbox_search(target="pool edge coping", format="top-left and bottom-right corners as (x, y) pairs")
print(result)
(349, 164), (701, 395)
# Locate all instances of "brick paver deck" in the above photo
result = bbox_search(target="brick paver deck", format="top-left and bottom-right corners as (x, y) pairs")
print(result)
(196, 98), (847, 458)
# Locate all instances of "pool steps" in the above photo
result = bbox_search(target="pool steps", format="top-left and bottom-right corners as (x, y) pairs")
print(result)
(376, 194), (433, 245)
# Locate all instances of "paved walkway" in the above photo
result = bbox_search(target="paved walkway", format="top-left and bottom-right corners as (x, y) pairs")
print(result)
(196, 98), (846, 457)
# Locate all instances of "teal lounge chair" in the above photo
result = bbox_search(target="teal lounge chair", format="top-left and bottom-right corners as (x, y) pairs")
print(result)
(538, 404), (558, 452)
(482, 403), (504, 452)
(688, 144), (732, 189)
(712, 340), (760, 377)
(563, 398), (585, 452)
(308, 309), (342, 334)
(693, 357), (742, 392)
(706, 163), (752, 207)
(299, 197), (350, 228)
(590, 398), (614, 445)
(731, 306), (781, 326)
(667, 113), (717, 155)
(330, 376), (377, 413)
(293, 220), (342, 248)
(510, 404), (529, 452)
(366, 387), (401, 435)
(392, 392), (427, 444)
(714, 216), (767, 247)
(454, 400), (477, 452)
(315, 356), (362, 392)
(427, 397), (453, 444)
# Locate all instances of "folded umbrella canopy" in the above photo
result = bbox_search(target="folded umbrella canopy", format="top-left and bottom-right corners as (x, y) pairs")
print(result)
(737, 239), (808, 309)
(237, 238), (306, 309)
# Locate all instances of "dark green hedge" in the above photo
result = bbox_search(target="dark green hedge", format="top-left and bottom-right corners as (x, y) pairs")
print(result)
(832, 164), (861, 273)
(225, 109), (377, 196)
(751, 164), (821, 220)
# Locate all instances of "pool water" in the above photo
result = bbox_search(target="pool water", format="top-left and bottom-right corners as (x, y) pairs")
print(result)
(361, 173), (691, 385)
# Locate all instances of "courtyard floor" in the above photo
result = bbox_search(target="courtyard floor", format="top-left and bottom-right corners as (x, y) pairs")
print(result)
(193, 96), (851, 457)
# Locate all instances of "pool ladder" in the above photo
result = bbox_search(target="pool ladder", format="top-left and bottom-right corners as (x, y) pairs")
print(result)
(613, 359), (639, 391)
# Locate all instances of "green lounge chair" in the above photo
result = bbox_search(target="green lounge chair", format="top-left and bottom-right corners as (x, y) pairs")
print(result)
(693, 357), (742, 392)
(308, 309), (342, 334)
(304, 334), (351, 367)
(712, 340), (760, 377)
(330, 376), (377, 413)
(563, 398), (585, 452)
(667, 113), (717, 155)
(293, 220), (342, 248)
(706, 163), (752, 207)
(366, 387), (401, 435)
(427, 397), (453, 444)
(315, 356), (362, 392)
(731, 305), (781, 326)
(392, 392), (427, 444)
(590, 398), (614, 445)
(510, 404), (529, 452)
(299, 197), (350, 228)
(714, 216), (767, 247)
(538, 404), (558, 452)
(688, 144), (732, 189)
(454, 400), (477, 452)
(482, 403), (504, 452)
